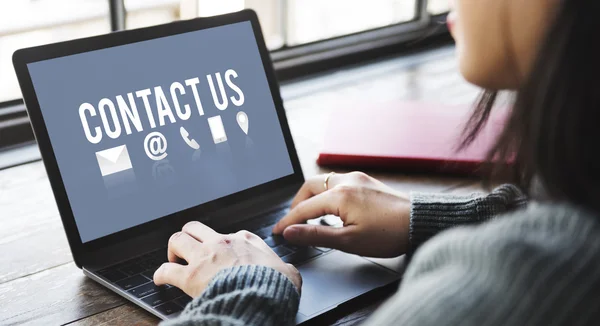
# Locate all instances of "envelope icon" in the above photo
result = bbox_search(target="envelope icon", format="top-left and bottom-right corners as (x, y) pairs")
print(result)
(95, 145), (133, 177)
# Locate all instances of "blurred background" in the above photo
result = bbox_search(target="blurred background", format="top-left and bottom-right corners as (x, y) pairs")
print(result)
(0, 0), (450, 103)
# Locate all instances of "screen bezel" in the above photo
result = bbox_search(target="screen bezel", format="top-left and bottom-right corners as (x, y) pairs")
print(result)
(12, 10), (304, 264)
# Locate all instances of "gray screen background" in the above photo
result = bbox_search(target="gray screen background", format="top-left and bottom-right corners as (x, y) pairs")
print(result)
(27, 21), (294, 242)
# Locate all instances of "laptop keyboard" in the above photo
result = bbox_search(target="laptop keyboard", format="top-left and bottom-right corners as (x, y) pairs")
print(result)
(97, 250), (190, 316)
(96, 208), (330, 317)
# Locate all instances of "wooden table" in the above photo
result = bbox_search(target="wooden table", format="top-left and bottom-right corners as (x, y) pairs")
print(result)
(0, 46), (484, 325)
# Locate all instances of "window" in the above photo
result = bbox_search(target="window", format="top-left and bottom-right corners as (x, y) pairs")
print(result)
(285, 0), (417, 46)
(1, 0), (447, 102)
(124, 0), (426, 49)
(0, 0), (449, 153)
(0, 0), (111, 103)
(124, 0), (286, 50)
(428, 0), (451, 15)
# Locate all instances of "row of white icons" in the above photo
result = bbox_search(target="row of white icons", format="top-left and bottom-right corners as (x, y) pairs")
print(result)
(95, 112), (249, 176)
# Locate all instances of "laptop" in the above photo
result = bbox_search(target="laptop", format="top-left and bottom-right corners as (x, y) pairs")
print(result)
(12, 10), (401, 324)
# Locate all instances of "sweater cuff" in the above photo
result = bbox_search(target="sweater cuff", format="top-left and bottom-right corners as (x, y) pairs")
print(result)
(174, 265), (299, 325)
(409, 184), (526, 255)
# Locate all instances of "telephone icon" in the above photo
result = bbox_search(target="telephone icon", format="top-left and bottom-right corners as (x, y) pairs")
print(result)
(180, 126), (200, 150)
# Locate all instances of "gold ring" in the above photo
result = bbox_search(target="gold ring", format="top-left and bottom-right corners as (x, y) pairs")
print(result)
(324, 172), (336, 191)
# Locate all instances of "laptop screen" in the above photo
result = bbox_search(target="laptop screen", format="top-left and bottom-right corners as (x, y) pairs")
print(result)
(26, 21), (294, 243)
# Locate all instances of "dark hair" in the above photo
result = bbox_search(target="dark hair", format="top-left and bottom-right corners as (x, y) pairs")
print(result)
(461, 0), (600, 212)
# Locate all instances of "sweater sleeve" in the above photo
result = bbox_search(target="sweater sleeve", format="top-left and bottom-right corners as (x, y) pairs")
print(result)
(163, 265), (299, 326)
(409, 183), (527, 254)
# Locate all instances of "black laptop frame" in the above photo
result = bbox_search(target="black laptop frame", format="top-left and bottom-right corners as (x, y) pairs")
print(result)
(12, 10), (304, 268)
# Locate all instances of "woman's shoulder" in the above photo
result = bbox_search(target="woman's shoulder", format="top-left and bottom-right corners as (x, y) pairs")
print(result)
(408, 202), (600, 279)
(401, 202), (600, 324)
(379, 203), (600, 326)
(487, 202), (600, 240)
(436, 201), (600, 247)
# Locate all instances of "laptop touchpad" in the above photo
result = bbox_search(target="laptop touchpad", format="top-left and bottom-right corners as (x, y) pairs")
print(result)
(296, 250), (400, 318)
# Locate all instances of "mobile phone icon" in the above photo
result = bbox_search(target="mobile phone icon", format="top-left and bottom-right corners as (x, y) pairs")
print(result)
(180, 126), (200, 150)
(207, 115), (227, 144)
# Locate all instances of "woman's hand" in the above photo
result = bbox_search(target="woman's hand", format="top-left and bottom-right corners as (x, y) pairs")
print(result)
(154, 221), (302, 297)
(272, 172), (410, 258)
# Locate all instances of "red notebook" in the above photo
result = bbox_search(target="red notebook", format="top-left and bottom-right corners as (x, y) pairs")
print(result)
(317, 101), (507, 175)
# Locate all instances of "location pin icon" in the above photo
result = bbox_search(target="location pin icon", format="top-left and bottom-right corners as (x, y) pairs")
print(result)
(237, 111), (249, 135)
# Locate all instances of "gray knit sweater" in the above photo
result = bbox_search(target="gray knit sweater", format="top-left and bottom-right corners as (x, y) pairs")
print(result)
(165, 184), (600, 325)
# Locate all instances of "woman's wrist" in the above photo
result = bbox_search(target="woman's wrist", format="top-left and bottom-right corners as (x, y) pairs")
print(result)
(166, 265), (300, 326)
(408, 185), (527, 254)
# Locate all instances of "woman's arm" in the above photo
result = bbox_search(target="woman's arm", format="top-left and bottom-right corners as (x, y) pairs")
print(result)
(160, 178), (527, 326)
(409, 183), (527, 254)
(274, 173), (527, 258)
(163, 265), (299, 326)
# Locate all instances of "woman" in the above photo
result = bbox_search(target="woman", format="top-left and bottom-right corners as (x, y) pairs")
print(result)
(154, 0), (600, 324)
